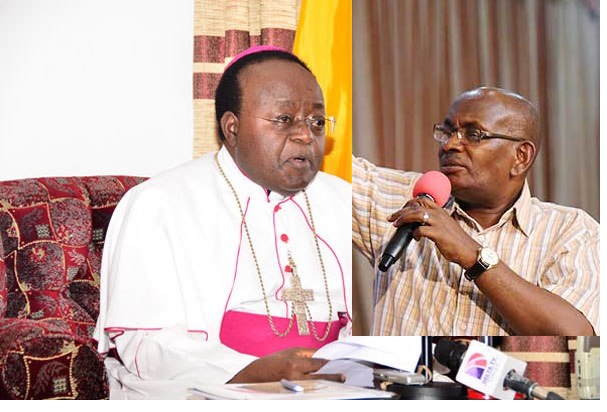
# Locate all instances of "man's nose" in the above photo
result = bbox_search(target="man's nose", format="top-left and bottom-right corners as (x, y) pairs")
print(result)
(288, 120), (315, 143)
(441, 130), (464, 151)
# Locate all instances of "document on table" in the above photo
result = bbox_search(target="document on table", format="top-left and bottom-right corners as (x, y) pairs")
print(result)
(188, 379), (396, 400)
(189, 336), (421, 399)
(313, 336), (422, 370)
(312, 336), (423, 387)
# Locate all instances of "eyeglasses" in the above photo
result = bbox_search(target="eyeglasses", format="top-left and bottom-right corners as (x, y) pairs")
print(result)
(433, 123), (527, 145)
(238, 112), (336, 136)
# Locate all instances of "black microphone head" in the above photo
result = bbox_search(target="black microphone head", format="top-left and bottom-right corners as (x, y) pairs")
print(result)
(434, 339), (468, 373)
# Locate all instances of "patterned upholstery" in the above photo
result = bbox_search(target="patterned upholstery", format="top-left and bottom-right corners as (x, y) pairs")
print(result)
(0, 176), (145, 399)
(0, 240), (5, 318)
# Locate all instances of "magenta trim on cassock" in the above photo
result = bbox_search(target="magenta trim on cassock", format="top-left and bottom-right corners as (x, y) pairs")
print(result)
(220, 310), (347, 357)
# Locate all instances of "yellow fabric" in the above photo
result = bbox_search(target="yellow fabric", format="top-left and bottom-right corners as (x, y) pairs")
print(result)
(293, 0), (352, 182)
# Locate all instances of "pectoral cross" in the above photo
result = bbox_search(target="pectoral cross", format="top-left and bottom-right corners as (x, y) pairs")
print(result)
(281, 260), (314, 335)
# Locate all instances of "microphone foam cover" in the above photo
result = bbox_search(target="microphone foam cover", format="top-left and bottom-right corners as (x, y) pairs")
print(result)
(412, 170), (452, 207)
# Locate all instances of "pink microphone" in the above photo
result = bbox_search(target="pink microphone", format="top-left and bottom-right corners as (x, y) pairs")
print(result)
(412, 170), (452, 207)
(379, 171), (452, 272)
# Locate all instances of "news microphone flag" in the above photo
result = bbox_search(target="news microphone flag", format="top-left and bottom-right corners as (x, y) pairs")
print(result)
(293, 0), (352, 182)
(456, 340), (527, 400)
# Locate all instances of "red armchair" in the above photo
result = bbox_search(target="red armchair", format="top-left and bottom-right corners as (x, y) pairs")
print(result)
(0, 176), (145, 399)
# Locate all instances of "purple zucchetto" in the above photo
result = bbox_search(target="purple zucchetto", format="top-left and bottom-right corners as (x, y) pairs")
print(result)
(224, 45), (292, 71)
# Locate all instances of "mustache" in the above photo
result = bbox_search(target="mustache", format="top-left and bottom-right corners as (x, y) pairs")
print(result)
(439, 154), (467, 168)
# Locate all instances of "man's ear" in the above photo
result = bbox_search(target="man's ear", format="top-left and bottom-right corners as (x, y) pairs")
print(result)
(221, 111), (239, 147)
(511, 141), (537, 177)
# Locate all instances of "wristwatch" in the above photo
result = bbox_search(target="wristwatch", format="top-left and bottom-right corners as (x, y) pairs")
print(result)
(464, 247), (499, 281)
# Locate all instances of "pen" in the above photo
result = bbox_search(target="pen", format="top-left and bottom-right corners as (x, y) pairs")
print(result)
(280, 379), (304, 393)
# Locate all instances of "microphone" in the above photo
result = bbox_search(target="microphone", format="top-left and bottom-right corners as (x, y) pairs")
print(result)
(378, 170), (452, 272)
(434, 339), (565, 400)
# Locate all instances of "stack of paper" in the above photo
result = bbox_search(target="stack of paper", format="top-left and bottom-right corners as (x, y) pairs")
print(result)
(312, 336), (423, 387)
(189, 379), (396, 400)
(313, 336), (422, 370)
(189, 336), (422, 400)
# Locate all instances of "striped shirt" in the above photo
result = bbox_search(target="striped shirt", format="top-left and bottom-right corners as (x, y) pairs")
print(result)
(352, 156), (600, 336)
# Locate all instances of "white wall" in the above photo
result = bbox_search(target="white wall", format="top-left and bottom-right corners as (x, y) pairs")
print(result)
(0, 0), (193, 180)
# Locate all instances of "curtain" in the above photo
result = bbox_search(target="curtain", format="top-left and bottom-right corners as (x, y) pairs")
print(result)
(352, 0), (600, 335)
(193, 0), (301, 157)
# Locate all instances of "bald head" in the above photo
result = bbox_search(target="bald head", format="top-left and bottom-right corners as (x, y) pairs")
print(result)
(438, 86), (541, 209)
(453, 87), (540, 149)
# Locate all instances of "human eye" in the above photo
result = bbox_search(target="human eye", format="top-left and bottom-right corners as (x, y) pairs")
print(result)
(463, 128), (482, 143)
(308, 116), (326, 130)
(272, 114), (294, 128)
(437, 123), (451, 133)
(440, 119), (456, 131)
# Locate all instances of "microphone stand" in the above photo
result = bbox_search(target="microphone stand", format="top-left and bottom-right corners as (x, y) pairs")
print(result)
(505, 370), (564, 400)
(385, 337), (468, 400)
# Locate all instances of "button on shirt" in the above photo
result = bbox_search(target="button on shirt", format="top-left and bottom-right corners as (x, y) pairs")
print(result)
(352, 156), (600, 335)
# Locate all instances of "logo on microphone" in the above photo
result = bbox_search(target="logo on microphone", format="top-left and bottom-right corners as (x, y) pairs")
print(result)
(463, 352), (487, 379)
(453, 340), (527, 400)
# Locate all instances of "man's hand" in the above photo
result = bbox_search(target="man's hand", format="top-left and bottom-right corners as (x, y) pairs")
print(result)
(389, 198), (595, 335)
(228, 347), (345, 384)
(387, 197), (479, 269)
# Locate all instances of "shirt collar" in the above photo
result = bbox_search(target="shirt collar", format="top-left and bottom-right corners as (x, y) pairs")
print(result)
(509, 180), (533, 237)
(450, 180), (533, 237)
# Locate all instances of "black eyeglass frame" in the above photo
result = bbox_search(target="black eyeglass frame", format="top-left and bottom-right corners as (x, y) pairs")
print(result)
(433, 123), (527, 144)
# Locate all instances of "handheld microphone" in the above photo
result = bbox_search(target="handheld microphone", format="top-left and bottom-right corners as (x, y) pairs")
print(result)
(378, 171), (452, 272)
(435, 339), (564, 400)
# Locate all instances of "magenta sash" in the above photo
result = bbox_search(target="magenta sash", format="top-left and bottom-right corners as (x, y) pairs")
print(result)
(220, 310), (345, 357)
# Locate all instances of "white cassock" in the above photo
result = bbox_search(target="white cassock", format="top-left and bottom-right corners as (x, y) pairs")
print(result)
(93, 146), (352, 399)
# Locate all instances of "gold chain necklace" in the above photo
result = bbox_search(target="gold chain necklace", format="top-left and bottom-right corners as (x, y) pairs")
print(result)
(215, 153), (333, 341)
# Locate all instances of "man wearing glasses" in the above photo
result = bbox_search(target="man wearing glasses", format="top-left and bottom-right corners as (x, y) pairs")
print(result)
(352, 86), (598, 336)
(95, 46), (351, 398)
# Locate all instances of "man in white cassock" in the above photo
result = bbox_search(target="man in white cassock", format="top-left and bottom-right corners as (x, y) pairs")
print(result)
(93, 46), (352, 399)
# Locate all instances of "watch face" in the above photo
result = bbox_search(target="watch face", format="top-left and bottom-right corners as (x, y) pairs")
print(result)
(480, 248), (499, 265)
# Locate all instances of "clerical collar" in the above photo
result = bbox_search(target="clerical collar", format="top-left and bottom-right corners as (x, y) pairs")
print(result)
(266, 188), (302, 203)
